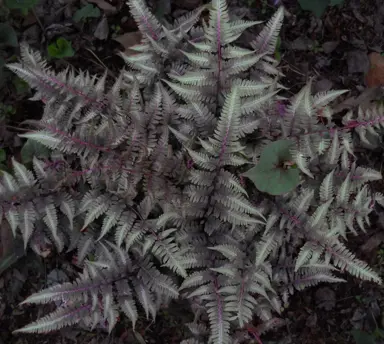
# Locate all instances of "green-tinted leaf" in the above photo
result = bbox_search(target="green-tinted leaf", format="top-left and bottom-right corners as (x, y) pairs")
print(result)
(73, 4), (101, 23)
(21, 139), (51, 164)
(274, 36), (281, 62)
(0, 56), (5, 87)
(12, 77), (30, 95)
(298, 0), (329, 17)
(0, 149), (6, 162)
(330, 0), (344, 5)
(5, 0), (38, 10)
(350, 330), (375, 344)
(374, 328), (384, 339)
(0, 23), (18, 47)
(0, 238), (25, 276)
(243, 140), (300, 195)
(47, 38), (75, 59)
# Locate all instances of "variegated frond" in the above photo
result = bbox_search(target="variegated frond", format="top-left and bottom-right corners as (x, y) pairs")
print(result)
(290, 271), (345, 292)
(327, 242), (382, 283)
(255, 231), (280, 267)
(17, 241), (179, 333)
(120, 50), (159, 76)
(13, 305), (91, 334)
(251, 6), (284, 55)
(8, 45), (124, 130)
(313, 89), (348, 108)
(208, 296), (231, 344)
(220, 264), (274, 327)
(0, 157), (77, 251)
(126, 0), (162, 39)
(171, 5), (207, 34)
(342, 103), (384, 148)
(206, 0), (232, 47)
(212, 86), (242, 160)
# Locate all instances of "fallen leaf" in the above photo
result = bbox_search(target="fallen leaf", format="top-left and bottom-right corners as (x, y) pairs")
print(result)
(360, 232), (384, 255)
(365, 52), (384, 87)
(94, 16), (109, 40)
(305, 313), (318, 328)
(114, 31), (142, 56)
(332, 87), (382, 114)
(313, 78), (333, 93)
(315, 287), (336, 311)
(88, 0), (117, 15)
(347, 50), (370, 74)
(322, 41), (339, 54)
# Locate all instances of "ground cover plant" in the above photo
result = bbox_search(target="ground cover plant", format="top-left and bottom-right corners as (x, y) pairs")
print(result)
(2, 0), (384, 343)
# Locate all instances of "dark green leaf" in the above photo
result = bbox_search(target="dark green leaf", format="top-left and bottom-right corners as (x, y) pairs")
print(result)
(47, 37), (75, 59)
(351, 330), (375, 344)
(0, 23), (18, 47)
(298, 0), (330, 17)
(4, 0), (38, 10)
(0, 56), (5, 86)
(21, 139), (51, 164)
(13, 76), (30, 94)
(0, 149), (6, 162)
(243, 140), (300, 195)
(73, 4), (101, 22)
(330, 0), (344, 5)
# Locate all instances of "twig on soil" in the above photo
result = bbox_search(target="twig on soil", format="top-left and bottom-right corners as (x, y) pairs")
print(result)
(85, 48), (108, 70)
(31, 8), (44, 33)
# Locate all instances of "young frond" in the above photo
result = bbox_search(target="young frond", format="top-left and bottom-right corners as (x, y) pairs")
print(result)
(251, 7), (284, 55)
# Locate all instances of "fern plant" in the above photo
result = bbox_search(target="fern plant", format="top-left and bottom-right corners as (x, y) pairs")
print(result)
(4, 0), (384, 343)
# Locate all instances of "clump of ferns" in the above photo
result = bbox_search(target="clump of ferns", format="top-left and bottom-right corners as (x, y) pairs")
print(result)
(4, 0), (384, 342)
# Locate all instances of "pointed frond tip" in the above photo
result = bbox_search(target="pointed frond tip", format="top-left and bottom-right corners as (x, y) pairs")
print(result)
(13, 305), (91, 334)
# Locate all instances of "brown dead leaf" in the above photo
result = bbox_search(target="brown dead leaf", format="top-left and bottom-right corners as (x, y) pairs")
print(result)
(360, 232), (384, 255)
(332, 87), (382, 114)
(114, 31), (142, 56)
(88, 0), (117, 15)
(366, 52), (384, 87)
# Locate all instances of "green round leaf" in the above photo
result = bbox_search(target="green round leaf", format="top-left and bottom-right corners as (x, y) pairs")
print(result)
(47, 37), (75, 59)
(73, 4), (101, 23)
(21, 139), (51, 164)
(350, 330), (375, 344)
(298, 0), (329, 17)
(0, 23), (18, 47)
(243, 140), (300, 195)
(4, 0), (38, 10)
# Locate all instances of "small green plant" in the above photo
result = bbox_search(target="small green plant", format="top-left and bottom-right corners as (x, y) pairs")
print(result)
(352, 328), (384, 344)
(0, 102), (16, 117)
(73, 4), (101, 23)
(47, 37), (75, 59)
(244, 140), (300, 195)
(298, 0), (344, 17)
(4, 0), (38, 15)
(111, 24), (121, 36)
